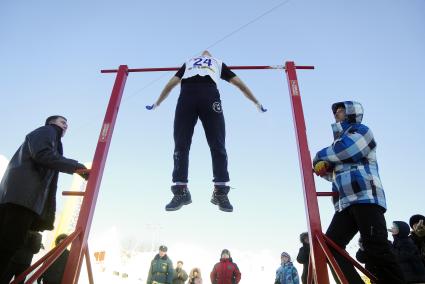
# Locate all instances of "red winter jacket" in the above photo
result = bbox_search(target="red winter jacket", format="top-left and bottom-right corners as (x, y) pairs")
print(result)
(210, 258), (241, 284)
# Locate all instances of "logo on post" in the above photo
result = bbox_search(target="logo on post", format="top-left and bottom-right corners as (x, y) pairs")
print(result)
(291, 80), (299, 96)
(212, 102), (222, 113)
(99, 123), (110, 142)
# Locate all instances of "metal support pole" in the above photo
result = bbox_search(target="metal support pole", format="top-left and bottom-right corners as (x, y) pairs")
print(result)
(85, 246), (94, 284)
(316, 234), (348, 284)
(285, 61), (329, 283)
(61, 65), (129, 283)
(307, 255), (313, 284)
(323, 234), (378, 282)
(15, 229), (81, 284)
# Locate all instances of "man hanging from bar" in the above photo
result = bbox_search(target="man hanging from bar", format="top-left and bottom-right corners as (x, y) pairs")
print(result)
(313, 101), (405, 284)
(147, 50), (266, 212)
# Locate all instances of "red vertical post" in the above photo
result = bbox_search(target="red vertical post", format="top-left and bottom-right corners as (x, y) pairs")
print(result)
(61, 65), (129, 283)
(285, 61), (329, 283)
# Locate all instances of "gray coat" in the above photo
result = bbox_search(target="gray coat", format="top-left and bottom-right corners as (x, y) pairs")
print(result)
(0, 125), (80, 230)
(172, 268), (188, 284)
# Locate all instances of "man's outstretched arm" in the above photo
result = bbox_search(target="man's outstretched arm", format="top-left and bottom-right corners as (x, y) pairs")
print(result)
(147, 76), (181, 110)
(156, 76), (181, 106)
(229, 76), (259, 104)
(229, 76), (266, 112)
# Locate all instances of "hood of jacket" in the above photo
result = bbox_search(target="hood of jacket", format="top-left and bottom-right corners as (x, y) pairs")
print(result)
(394, 221), (411, 238)
(331, 101), (364, 139)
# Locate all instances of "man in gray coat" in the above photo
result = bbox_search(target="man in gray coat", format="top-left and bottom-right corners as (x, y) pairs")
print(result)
(0, 115), (89, 276)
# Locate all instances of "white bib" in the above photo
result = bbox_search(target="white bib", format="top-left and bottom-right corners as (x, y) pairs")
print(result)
(182, 56), (222, 84)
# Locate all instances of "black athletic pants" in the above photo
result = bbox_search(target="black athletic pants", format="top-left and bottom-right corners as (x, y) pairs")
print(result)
(172, 82), (229, 183)
(326, 204), (405, 284)
(0, 203), (37, 280)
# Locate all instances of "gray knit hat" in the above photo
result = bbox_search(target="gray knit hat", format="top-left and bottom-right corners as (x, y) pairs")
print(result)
(281, 252), (291, 260)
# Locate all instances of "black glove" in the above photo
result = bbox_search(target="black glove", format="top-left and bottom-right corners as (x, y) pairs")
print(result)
(76, 163), (90, 180)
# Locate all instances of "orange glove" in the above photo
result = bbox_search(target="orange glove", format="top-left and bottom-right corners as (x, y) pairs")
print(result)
(314, 161), (330, 177)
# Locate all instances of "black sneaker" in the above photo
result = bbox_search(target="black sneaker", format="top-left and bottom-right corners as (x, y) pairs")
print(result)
(165, 185), (192, 211)
(211, 185), (233, 212)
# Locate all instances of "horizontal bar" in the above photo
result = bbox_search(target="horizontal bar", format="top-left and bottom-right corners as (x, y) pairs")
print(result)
(101, 65), (315, 73)
(12, 229), (82, 284)
(62, 191), (85, 196)
(295, 66), (315, 70)
(317, 192), (338, 197)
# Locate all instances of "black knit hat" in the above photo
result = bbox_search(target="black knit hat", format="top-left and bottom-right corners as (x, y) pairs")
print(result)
(159, 245), (168, 252)
(299, 232), (308, 243)
(409, 214), (425, 229)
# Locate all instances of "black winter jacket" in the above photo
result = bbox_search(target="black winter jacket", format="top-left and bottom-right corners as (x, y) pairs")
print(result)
(37, 249), (69, 284)
(296, 243), (309, 284)
(0, 125), (80, 230)
(392, 221), (425, 283)
(411, 231), (425, 267)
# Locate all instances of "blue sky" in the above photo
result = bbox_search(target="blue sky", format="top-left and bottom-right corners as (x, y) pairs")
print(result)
(1, 0), (424, 281)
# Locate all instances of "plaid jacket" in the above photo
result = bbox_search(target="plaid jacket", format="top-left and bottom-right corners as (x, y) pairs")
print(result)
(313, 101), (387, 212)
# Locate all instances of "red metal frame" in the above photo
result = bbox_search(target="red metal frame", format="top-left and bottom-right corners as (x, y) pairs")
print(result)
(100, 65), (292, 73)
(61, 65), (129, 283)
(85, 247), (94, 284)
(284, 61), (377, 284)
(323, 234), (377, 281)
(285, 61), (330, 283)
(11, 229), (81, 283)
(15, 61), (377, 283)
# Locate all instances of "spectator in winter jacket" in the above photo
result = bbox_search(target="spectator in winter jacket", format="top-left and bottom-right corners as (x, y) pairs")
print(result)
(409, 214), (425, 267)
(0, 231), (42, 283)
(37, 234), (70, 284)
(389, 221), (425, 283)
(147, 245), (174, 284)
(275, 252), (299, 284)
(188, 267), (202, 284)
(172, 260), (188, 284)
(296, 232), (310, 284)
(313, 101), (404, 284)
(0, 115), (89, 275)
(210, 249), (241, 284)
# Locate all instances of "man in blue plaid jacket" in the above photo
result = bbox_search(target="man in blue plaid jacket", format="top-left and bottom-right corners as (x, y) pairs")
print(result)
(313, 101), (405, 284)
